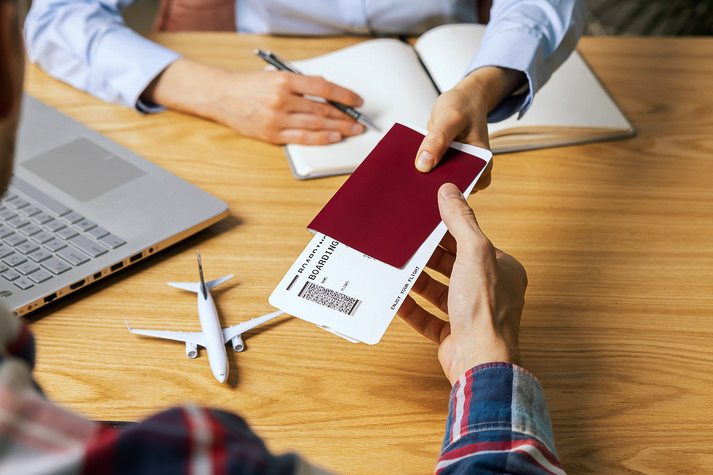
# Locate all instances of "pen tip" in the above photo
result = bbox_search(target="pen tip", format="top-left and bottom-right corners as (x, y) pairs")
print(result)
(362, 117), (378, 130)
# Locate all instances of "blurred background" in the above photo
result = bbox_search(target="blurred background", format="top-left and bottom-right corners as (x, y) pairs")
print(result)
(17, 0), (713, 36)
(586, 0), (713, 36)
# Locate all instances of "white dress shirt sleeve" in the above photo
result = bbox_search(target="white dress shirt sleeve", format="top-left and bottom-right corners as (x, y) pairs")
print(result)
(24, 0), (181, 112)
(24, 0), (585, 120)
(468, 0), (587, 122)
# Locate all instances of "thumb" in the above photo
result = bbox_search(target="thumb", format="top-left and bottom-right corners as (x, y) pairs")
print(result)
(437, 183), (488, 248)
(415, 109), (463, 173)
(416, 129), (455, 173)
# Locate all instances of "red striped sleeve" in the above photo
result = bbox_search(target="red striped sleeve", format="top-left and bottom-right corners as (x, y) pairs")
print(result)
(438, 438), (564, 473)
(205, 407), (228, 475)
(5, 323), (31, 356)
(82, 424), (120, 474)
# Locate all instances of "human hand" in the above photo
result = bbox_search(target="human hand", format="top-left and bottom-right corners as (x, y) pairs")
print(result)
(142, 58), (366, 145)
(414, 66), (526, 190)
(396, 183), (527, 385)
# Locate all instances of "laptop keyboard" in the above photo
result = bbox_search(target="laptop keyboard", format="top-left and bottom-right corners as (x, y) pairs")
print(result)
(0, 176), (126, 292)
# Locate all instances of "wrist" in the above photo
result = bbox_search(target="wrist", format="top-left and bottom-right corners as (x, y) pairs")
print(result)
(457, 66), (526, 114)
(444, 319), (520, 385)
(141, 58), (228, 122)
(462, 337), (518, 369)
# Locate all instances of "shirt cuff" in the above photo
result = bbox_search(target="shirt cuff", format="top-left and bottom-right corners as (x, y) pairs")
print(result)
(465, 26), (547, 123)
(443, 362), (559, 458)
(91, 30), (182, 114)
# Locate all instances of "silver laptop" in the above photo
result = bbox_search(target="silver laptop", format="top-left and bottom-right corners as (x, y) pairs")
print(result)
(0, 95), (229, 317)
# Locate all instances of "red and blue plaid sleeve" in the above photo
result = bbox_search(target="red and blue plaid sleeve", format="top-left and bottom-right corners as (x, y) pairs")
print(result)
(83, 406), (300, 474)
(437, 362), (565, 475)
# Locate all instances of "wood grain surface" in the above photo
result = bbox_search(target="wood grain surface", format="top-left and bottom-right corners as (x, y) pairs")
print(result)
(24, 35), (713, 474)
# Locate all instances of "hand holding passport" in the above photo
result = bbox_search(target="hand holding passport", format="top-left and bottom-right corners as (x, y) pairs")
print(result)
(270, 123), (492, 344)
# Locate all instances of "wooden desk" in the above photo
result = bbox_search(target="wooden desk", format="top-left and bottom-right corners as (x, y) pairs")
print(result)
(25, 36), (713, 474)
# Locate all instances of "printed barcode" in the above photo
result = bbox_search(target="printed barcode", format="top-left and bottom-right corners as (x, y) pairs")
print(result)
(298, 281), (361, 316)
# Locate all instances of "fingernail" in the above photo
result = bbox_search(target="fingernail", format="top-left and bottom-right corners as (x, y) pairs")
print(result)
(416, 151), (434, 172)
(355, 97), (364, 107)
(351, 123), (364, 134)
(328, 132), (341, 142)
(440, 183), (462, 199)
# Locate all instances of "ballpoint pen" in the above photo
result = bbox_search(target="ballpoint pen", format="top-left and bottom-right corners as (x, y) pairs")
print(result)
(255, 49), (378, 130)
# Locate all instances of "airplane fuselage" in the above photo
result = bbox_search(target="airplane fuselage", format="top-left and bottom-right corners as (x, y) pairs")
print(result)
(197, 290), (229, 383)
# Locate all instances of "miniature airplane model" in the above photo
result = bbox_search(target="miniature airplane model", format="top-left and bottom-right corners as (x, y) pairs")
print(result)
(126, 250), (283, 383)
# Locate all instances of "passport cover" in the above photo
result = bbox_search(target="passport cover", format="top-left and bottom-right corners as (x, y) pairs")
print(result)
(308, 123), (488, 268)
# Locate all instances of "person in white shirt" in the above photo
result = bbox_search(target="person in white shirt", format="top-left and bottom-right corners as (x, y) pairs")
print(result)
(24, 0), (585, 174)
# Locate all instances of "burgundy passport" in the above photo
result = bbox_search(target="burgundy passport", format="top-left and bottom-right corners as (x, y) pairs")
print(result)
(308, 123), (488, 268)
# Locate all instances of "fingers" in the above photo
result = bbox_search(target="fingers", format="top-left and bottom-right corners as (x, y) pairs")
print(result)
(282, 93), (357, 120)
(267, 74), (366, 144)
(274, 110), (364, 144)
(396, 295), (451, 344)
(474, 160), (493, 191)
(275, 128), (343, 145)
(261, 104), (364, 145)
(438, 231), (457, 255)
(426, 244), (455, 279)
(288, 73), (364, 109)
(410, 271), (449, 314)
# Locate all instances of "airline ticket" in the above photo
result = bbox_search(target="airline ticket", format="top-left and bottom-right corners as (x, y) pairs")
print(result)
(269, 124), (492, 343)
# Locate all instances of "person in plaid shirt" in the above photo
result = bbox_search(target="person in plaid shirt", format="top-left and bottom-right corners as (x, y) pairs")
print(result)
(0, 2), (562, 471)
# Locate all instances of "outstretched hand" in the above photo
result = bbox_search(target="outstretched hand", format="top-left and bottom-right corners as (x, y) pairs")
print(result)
(396, 183), (528, 385)
(414, 66), (526, 190)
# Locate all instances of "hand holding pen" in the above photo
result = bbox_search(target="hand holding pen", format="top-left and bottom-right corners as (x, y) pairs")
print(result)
(141, 52), (367, 145)
(255, 49), (377, 130)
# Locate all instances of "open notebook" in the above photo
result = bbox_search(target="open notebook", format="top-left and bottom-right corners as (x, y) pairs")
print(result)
(283, 23), (635, 179)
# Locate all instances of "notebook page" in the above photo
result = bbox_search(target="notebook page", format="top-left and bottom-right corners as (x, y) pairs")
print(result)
(287, 39), (438, 178)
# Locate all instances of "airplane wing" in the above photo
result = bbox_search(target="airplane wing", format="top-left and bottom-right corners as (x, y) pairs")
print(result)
(167, 282), (202, 293)
(167, 275), (233, 294)
(222, 310), (285, 342)
(126, 319), (205, 347)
